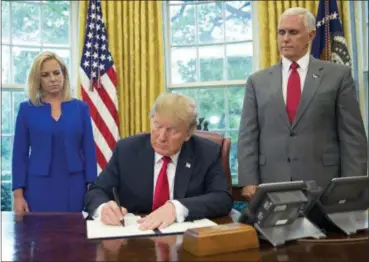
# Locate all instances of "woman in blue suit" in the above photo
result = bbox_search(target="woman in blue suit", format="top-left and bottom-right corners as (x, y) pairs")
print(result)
(12, 51), (98, 212)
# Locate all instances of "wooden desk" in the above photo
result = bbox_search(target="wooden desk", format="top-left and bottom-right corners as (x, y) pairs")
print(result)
(2, 212), (368, 261)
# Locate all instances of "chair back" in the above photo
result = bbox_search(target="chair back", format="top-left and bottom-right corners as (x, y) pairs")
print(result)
(194, 130), (232, 193)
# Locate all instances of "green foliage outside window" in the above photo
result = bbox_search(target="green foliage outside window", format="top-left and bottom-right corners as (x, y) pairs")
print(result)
(168, 1), (252, 184)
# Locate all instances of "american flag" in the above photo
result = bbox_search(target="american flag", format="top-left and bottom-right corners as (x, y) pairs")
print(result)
(80, 0), (120, 174)
(311, 0), (351, 66)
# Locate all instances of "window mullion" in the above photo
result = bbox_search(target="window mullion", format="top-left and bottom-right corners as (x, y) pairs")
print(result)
(171, 39), (252, 48)
(70, 0), (79, 95)
(222, 2), (229, 134)
(163, 2), (171, 88)
(195, 3), (200, 83)
(39, 1), (43, 49)
(9, 2), (13, 83)
(222, 1), (227, 81)
(10, 91), (14, 134)
(224, 87), (229, 131)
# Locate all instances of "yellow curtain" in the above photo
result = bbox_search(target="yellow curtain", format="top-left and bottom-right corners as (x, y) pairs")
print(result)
(257, 1), (351, 69)
(78, 1), (165, 137)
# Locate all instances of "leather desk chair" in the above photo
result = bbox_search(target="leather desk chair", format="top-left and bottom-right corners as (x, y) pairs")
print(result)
(194, 130), (232, 194)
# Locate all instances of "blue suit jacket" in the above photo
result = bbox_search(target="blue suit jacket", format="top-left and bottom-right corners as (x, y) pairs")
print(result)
(12, 99), (98, 190)
(85, 134), (233, 220)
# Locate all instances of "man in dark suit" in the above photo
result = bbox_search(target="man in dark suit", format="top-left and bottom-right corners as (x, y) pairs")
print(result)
(238, 7), (367, 199)
(85, 93), (233, 230)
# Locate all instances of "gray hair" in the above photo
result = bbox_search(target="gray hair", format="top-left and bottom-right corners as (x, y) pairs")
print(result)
(279, 7), (316, 32)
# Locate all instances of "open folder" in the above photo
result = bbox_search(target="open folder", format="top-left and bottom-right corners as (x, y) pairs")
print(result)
(86, 213), (217, 239)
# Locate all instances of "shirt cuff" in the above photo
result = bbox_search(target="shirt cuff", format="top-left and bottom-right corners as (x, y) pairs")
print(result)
(92, 203), (107, 220)
(170, 200), (189, 223)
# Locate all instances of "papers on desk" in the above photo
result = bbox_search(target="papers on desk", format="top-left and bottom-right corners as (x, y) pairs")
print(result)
(159, 219), (217, 234)
(86, 213), (155, 239)
(86, 213), (217, 239)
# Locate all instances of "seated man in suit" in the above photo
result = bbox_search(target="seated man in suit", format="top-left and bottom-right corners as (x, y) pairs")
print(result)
(85, 93), (233, 230)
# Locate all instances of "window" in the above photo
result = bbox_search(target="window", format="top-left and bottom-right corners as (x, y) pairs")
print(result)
(1, 89), (27, 211)
(164, 1), (256, 184)
(1, 0), (78, 211)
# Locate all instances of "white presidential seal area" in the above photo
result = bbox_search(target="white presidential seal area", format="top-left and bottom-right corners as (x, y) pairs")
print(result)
(331, 35), (351, 66)
(316, 11), (351, 67)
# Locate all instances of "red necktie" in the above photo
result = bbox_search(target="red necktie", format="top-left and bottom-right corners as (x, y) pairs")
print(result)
(156, 242), (170, 261)
(152, 156), (171, 211)
(286, 62), (301, 124)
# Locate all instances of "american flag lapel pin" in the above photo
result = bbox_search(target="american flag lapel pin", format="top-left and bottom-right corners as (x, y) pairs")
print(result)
(186, 162), (191, 168)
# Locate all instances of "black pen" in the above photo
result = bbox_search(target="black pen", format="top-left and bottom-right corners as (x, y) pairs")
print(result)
(112, 187), (125, 226)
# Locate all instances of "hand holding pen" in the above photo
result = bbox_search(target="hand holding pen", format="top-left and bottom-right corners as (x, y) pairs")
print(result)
(112, 187), (126, 226)
(100, 187), (127, 226)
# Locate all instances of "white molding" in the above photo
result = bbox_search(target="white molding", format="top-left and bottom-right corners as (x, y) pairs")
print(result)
(1, 84), (25, 90)
(163, 2), (171, 90)
(70, 0), (79, 97)
(9, 2), (14, 84)
(222, 2), (227, 81)
(224, 87), (229, 136)
(167, 80), (246, 89)
(9, 43), (70, 49)
(0, 134), (13, 137)
(358, 1), (368, 71)
(195, 3), (200, 83)
(251, 1), (259, 72)
(39, 1), (43, 47)
(171, 39), (252, 48)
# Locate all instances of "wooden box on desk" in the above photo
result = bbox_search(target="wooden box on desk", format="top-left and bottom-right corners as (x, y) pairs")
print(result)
(182, 223), (259, 256)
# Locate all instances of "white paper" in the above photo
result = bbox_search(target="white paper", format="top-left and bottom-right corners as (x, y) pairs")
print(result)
(192, 219), (218, 228)
(158, 222), (194, 234)
(159, 219), (217, 234)
(86, 213), (155, 239)
(86, 213), (218, 238)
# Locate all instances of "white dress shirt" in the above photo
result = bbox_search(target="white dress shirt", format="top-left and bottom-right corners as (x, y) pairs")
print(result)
(152, 151), (189, 222)
(281, 52), (310, 104)
(93, 151), (189, 223)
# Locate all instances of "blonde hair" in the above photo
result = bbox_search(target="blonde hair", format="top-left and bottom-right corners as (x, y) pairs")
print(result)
(149, 93), (198, 133)
(27, 51), (72, 106)
(279, 7), (316, 32)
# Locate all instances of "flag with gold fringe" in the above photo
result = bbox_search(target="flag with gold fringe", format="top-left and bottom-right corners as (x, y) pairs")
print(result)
(311, 0), (351, 66)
